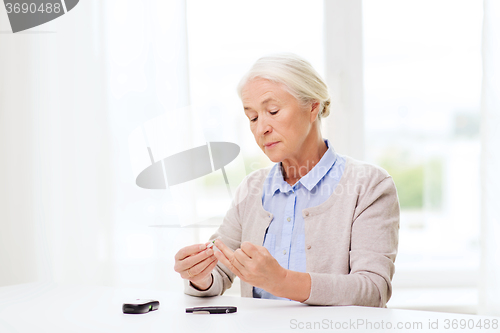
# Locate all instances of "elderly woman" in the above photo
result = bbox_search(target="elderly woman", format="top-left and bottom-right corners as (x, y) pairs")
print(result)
(174, 53), (400, 307)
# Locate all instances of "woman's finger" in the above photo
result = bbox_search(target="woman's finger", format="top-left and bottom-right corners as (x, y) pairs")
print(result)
(175, 247), (214, 273)
(175, 243), (207, 261)
(186, 254), (217, 277)
(230, 251), (247, 276)
(233, 248), (249, 268)
(213, 239), (233, 257)
(214, 247), (244, 278)
(196, 257), (218, 278)
(240, 241), (258, 258)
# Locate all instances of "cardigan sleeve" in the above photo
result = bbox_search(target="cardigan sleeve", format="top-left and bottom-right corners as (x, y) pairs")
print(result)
(303, 176), (400, 307)
(183, 175), (249, 297)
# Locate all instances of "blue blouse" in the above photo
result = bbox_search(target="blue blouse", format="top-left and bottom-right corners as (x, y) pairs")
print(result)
(252, 138), (346, 300)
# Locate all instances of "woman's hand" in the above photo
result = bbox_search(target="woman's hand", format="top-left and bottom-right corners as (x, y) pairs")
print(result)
(213, 239), (287, 294)
(174, 243), (218, 291)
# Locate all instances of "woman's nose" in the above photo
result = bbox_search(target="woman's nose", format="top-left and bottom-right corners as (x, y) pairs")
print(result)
(256, 118), (272, 136)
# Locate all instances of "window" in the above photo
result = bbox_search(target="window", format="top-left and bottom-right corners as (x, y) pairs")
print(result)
(363, 0), (483, 290)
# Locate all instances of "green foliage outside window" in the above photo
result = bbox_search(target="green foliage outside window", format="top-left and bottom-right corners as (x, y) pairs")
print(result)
(379, 152), (442, 210)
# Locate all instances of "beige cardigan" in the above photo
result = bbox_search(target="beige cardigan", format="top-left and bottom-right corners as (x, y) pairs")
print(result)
(184, 155), (400, 307)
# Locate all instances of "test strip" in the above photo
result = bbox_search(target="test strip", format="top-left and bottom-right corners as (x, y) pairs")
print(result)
(206, 237), (221, 249)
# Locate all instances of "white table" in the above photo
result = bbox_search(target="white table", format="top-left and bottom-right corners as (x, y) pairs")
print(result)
(0, 282), (498, 332)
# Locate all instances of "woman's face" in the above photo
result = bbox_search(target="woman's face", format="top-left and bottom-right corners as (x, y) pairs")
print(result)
(241, 78), (319, 163)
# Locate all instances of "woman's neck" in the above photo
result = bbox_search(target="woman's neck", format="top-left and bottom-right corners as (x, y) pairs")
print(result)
(280, 135), (328, 185)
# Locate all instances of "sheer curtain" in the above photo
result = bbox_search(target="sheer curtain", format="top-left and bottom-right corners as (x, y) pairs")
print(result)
(0, 0), (194, 290)
(106, 0), (200, 290)
(479, 0), (500, 317)
(0, 0), (114, 286)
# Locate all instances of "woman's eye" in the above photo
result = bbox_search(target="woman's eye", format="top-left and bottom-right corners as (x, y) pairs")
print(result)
(250, 110), (277, 122)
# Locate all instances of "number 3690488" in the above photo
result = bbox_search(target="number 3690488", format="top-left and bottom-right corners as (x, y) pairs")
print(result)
(5, 2), (62, 14)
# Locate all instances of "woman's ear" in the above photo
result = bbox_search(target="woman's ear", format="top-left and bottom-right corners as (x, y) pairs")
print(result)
(309, 101), (321, 122)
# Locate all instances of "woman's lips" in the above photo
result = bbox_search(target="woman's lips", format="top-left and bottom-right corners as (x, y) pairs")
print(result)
(265, 141), (279, 148)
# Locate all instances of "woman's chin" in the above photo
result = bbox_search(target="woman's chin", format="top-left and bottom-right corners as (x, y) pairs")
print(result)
(265, 153), (282, 163)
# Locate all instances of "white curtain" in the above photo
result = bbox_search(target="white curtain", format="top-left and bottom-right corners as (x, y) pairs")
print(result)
(105, 0), (201, 290)
(479, 0), (500, 317)
(0, 0), (114, 286)
(0, 0), (194, 290)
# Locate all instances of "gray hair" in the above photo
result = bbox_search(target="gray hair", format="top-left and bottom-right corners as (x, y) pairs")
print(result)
(237, 53), (331, 121)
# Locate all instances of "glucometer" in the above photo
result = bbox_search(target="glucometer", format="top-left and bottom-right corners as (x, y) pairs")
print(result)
(122, 299), (160, 314)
